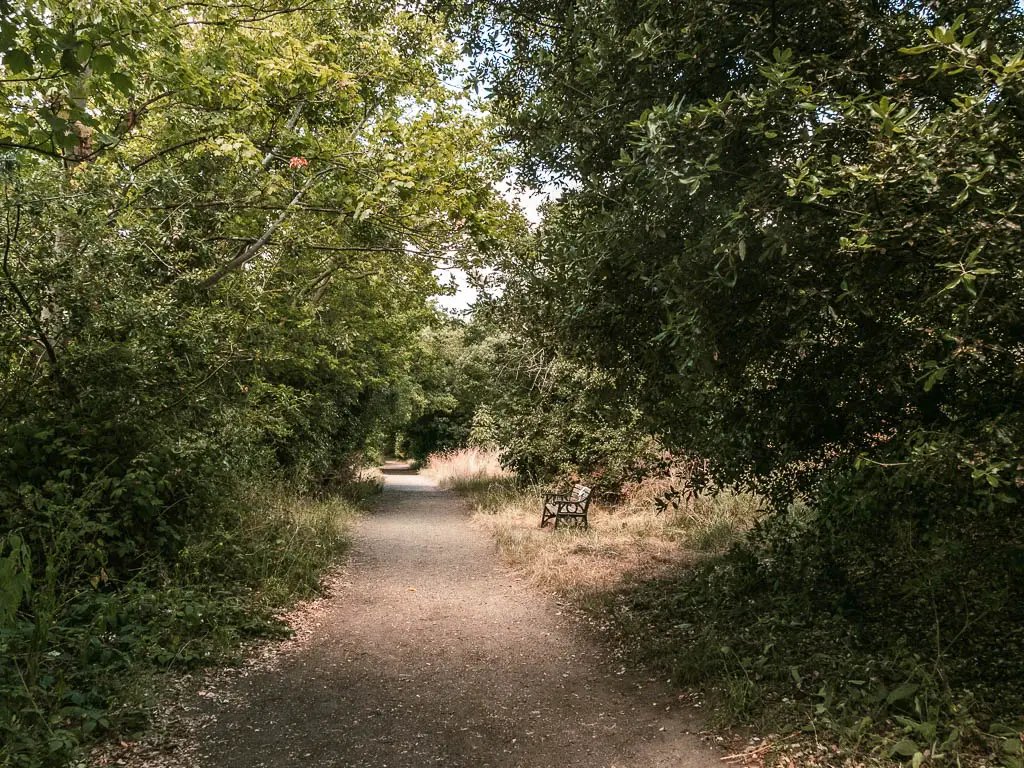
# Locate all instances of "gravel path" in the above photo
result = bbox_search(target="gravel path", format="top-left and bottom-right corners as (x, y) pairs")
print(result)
(186, 463), (723, 768)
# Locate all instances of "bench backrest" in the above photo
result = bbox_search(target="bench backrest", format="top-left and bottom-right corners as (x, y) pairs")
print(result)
(570, 484), (592, 502)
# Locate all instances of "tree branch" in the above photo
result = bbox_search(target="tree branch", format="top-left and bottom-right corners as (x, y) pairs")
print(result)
(204, 236), (437, 257)
(0, 142), (67, 161)
(261, 99), (305, 171)
(130, 134), (211, 171)
(198, 172), (325, 288)
(309, 268), (376, 305)
(2, 200), (58, 367)
(172, 1), (323, 27)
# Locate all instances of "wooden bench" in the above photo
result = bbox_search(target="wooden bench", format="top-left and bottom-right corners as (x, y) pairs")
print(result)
(540, 484), (593, 529)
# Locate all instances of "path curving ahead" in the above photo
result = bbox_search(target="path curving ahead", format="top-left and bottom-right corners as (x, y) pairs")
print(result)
(192, 463), (722, 768)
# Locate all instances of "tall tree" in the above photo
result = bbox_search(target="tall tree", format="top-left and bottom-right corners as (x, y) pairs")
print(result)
(1, 3), (516, 761)
(456, 0), (1024, 704)
(458, 0), (1024, 502)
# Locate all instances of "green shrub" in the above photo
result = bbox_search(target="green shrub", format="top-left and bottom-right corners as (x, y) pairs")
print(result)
(609, 504), (1024, 764)
(469, 339), (660, 488)
(0, 487), (358, 767)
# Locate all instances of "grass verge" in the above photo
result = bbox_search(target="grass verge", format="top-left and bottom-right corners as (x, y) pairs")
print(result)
(426, 448), (761, 596)
(608, 546), (1024, 768)
(0, 477), (374, 767)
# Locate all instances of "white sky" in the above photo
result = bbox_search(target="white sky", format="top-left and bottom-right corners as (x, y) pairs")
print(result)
(431, 267), (477, 314)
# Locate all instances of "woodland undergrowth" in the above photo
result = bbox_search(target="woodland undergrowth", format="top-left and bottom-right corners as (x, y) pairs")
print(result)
(0, 474), (375, 767)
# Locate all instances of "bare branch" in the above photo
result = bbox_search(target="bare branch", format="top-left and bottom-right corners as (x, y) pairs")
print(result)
(2, 198), (58, 367)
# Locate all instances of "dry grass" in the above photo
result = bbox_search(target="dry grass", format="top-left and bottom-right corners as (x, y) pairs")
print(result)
(471, 488), (688, 595)
(421, 446), (514, 490)
(446, 462), (764, 597)
(356, 466), (385, 495)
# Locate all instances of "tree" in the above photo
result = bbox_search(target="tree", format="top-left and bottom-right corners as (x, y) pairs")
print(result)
(457, 0), (1024, 720)
(397, 319), (496, 459)
(0, 2), (514, 762)
(459, 0), (1024, 503)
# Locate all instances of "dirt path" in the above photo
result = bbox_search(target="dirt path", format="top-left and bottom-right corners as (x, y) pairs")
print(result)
(185, 463), (723, 768)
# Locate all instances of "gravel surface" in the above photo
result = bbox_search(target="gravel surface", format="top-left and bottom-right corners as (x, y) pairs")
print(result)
(107, 463), (724, 768)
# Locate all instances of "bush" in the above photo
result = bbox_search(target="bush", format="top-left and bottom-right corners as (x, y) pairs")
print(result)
(609, 503), (1024, 765)
(0, 485), (359, 767)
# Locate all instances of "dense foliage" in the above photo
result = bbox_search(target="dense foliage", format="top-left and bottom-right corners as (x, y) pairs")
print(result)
(0, 2), (511, 763)
(466, 330), (657, 486)
(464, 0), (1024, 501)
(448, 0), (1024, 761)
(396, 321), (497, 460)
(4, 0), (1023, 763)
(399, 313), (656, 485)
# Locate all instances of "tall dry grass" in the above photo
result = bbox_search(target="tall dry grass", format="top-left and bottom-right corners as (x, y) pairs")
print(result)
(421, 446), (514, 490)
(235, 489), (361, 605)
(435, 454), (764, 597)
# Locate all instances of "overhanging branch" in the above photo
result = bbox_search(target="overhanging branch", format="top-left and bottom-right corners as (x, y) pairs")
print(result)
(198, 172), (326, 289)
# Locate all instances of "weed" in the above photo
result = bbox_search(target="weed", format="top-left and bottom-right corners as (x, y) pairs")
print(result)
(0, 484), (362, 767)
(607, 539), (1024, 767)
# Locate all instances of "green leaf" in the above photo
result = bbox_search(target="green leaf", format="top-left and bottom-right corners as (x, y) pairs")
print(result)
(1000, 737), (1023, 756)
(887, 682), (919, 704)
(4, 48), (33, 74)
(891, 739), (919, 757)
(75, 40), (94, 64)
(109, 71), (133, 93)
(91, 53), (116, 75)
(899, 45), (936, 55)
(60, 47), (81, 73)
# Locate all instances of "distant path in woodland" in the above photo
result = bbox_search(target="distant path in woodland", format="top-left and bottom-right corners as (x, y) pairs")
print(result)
(186, 462), (723, 768)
